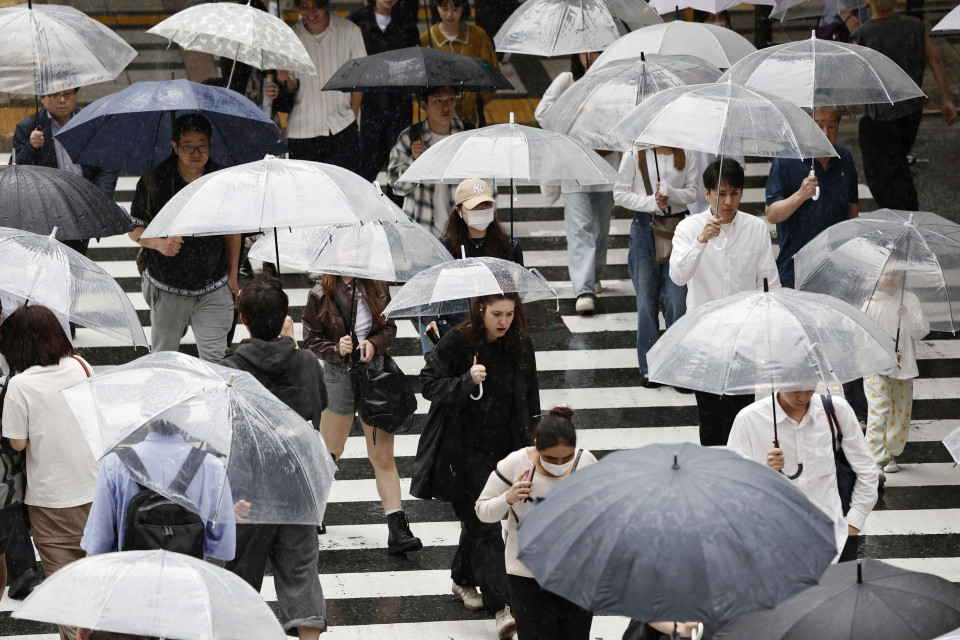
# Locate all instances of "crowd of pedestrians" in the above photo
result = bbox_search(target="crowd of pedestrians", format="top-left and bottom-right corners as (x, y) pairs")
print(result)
(1, 0), (956, 638)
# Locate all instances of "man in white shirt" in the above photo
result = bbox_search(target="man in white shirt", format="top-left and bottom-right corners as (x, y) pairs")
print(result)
(728, 389), (879, 562)
(670, 159), (780, 446)
(281, 0), (366, 171)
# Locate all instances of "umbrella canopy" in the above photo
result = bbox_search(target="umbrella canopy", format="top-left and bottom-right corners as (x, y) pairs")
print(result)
(0, 3), (137, 95)
(944, 424), (960, 465)
(794, 209), (960, 334)
(54, 79), (286, 174)
(713, 558), (960, 639)
(323, 46), (512, 93)
(0, 164), (134, 241)
(493, 0), (663, 57)
(0, 227), (147, 348)
(147, 1), (317, 76)
(250, 221), (453, 282)
(540, 53), (722, 149)
(517, 443), (837, 623)
(649, 0), (775, 14)
(719, 32), (925, 108)
(140, 157), (407, 238)
(607, 79), (840, 159)
(771, 0), (864, 21)
(383, 257), (558, 318)
(591, 22), (756, 71)
(646, 286), (896, 394)
(61, 351), (337, 526)
(933, 5), (960, 31)
(12, 550), (285, 640)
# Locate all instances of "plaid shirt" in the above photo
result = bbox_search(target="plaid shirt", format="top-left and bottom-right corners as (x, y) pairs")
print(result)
(387, 117), (472, 236)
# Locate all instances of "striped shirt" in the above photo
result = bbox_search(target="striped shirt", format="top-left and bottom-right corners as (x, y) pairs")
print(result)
(288, 17), (367, 139)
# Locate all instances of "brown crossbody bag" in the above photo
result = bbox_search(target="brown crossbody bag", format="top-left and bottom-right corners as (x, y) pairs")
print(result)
(638, 152), (685, 265)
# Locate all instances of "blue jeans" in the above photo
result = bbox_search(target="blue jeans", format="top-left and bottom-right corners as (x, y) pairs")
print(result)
(564, 191), (613, 297)
(628, 211), (687, 374)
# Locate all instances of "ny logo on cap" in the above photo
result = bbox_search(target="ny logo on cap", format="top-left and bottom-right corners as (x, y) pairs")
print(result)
(473, 184), (484, 194)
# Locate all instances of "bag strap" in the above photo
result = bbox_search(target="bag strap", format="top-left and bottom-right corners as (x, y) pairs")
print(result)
(637, 150), (654, 198)
(71, 355), (92, 378)
(495, 468), (511, 486)
(820, 394), (842, 452)
(117, 447), (151, 487)
(168, 447), (207, 495)
(332, 292), (358, 351)
(571, 449), (584, 473)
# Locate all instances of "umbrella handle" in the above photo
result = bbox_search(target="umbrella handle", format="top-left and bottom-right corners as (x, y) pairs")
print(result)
(691, 623), (703, 640)
(470, 381), (483, 401)
(779, 462), (804, 480)
(810, 169), (820, 201)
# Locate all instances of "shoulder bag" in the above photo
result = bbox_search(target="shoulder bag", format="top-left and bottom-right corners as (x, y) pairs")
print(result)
(822, 394), (882, 514)
(638, 152), (685, 265)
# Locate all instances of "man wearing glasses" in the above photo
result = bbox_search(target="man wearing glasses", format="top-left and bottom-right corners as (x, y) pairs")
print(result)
(128, 114), (240, 364)
(10, 88), (119, 253)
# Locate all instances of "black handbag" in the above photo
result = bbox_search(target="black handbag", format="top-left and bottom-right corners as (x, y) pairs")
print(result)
(333, 293), (415, 435)
(821, 394), (857, 515)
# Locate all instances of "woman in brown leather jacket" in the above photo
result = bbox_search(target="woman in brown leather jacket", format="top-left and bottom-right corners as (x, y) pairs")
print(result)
(301, 274), (422, 555)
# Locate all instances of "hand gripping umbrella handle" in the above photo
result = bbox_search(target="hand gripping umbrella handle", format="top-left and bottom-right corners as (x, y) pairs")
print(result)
(470, 381), (483, 401)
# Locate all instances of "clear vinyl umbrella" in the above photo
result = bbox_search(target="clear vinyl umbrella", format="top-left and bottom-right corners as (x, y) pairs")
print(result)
(147, 0), (317, 86)
(13, 550), (285, 640)
(0, 227), (147, 348)
(540, 53), (722, 150)
(649, 0), (775, 15)
(771, 0), (864, 22)
(794, 209), (960, 338)
(249, 221), (453, 282)
(0, 2), (137, 96)
(933, 5), (960, 31)
(591, 22), (756, 71)
(493, 0), (662, 57)
(61, 351), (337, 526)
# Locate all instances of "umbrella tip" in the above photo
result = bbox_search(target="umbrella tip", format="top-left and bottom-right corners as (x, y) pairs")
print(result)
(672, 453), (679, 470)
(857, 561), (862, 583)
(812, 29), (816, 39)
(49, 226), (58, 239)
(226, 373), (236, 387)
(907, 212), (915, 225)
(509, 112), (515, 124)
(640, 51), (646, 62)
(763, 277), (769, 293)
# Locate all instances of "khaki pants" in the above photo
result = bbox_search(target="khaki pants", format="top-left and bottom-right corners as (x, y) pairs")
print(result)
(864, 375), (915, 464)
(28, 504), (92, 640)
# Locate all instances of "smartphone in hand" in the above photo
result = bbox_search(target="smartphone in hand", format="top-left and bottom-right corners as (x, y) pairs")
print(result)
(522, 461), (535, 502)
(424, 326), (441, 346)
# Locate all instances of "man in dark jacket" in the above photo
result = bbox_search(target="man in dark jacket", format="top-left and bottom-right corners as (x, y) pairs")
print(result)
(221, 274), (328, 640)
(11, 88), (119, 254)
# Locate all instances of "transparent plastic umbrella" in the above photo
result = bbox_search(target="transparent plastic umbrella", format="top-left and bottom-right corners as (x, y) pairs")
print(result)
(0, 2), (137, 95)
(147, 1), (317, 86)
(540, 53), (722, 149)
(591, 22), (756, 71)
(943, 424), (960, 465)
(12, 550), (285, 640)
(933, 5), (960, 31)
(794, 209), (960, 337)
(719, 32), (925, 109)
(61, 351), (337, 526)
(771, 0), (864, 22)
(493, 0), (662, 57)
(249, 221), (453, 282)
(0, 227), (146, 348)
(649, 0), (775, 15)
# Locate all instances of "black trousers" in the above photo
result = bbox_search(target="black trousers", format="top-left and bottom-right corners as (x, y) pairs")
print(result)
(695, 391), (755, 446)
(449, 453), (510, 616)
(287, 122), (360, 175)
(858, 111), (923, 211)
(838, 533), (858, 563)
(0, 504), (40, 585)
(509, 575), (592, 640)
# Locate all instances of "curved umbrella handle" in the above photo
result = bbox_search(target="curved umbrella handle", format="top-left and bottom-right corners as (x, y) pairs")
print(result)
(779, 462), (804, 480)
(470, 381), (484, 401)
(810, 169), (820, 201)
(691, 623), (704, 640)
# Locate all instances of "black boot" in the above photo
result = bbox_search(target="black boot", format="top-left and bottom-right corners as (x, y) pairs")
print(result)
(386, 510), (422, 555)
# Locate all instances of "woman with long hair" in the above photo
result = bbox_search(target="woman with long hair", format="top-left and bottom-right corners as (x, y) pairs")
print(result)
(475, 405), (598, 640)
(301, 274), (422, 555)
(413, 292), (540, 639)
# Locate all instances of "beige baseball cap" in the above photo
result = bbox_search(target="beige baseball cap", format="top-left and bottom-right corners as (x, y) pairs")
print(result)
(455, 178), (496, 209)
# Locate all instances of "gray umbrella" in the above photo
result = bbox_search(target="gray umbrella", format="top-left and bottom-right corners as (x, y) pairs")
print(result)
(516, 443), (837, 623)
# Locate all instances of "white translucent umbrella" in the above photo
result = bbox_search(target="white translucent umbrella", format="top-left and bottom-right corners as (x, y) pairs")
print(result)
(147, 0), (317, 86)
(0, 227), (147, 348)
(0, 2), (137, 95)
(62, 351), (337, 526)
(649, 0), (775, 15)
(494, 0), (662, 56)
(942, 425), (960, 465)
(541, 53), (722, 150)
(13, 550), (285, 640)
(250, 221), (454, 282)
(591, 22), (756, 71)
(934, 5), (960, 31)
(771, 0), (863, 21)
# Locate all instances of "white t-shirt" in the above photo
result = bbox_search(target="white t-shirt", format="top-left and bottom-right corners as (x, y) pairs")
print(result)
(354, 296), (373, 343)
(1, 356), (98, 508)
(423, 128), (451, 236)
(374, 12), (391, 31)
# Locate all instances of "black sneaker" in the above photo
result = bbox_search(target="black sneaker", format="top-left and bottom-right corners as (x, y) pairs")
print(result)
(386, 510), (423, 555)
(641, 374), (661, 389)
(8, 567), (43, 600)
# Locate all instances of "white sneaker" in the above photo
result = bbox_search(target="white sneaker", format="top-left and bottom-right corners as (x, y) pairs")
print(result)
(495, 605), (516, 639)
(594, 281), (603, 294)
(883, 455), (899, 474)
(575, 295), (595, 314)
(452, 583), (484, 611)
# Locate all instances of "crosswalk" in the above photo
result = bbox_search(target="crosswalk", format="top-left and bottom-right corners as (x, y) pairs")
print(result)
(1, 151), (959, 640)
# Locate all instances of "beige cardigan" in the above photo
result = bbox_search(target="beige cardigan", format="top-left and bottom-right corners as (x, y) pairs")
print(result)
(475, 446), (597, 578)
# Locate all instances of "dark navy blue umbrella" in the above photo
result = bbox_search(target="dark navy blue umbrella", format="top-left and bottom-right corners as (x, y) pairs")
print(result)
(516, 443), (837, 624)
(54, 79), (286, 174)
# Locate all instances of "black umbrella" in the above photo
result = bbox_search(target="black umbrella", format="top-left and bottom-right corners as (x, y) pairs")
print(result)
(714, 558), (960, 640)
(0, 165), (133, 241)
(322, 46), (513, 93)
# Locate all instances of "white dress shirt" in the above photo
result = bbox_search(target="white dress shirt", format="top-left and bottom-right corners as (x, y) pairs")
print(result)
(865, 289), (929, 379)
(614, 149), (699, 213)
(50, 118), (83, 177)
(728, 394), (879, 559)
(670, 210), (780, 310)
(287, 17), (367, 139)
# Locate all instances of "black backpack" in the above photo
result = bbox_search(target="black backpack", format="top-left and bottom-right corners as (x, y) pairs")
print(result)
(118, 447), (207, 558)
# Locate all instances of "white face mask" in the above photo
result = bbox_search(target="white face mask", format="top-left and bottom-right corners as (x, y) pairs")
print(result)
(540, 456), (574, 477)
(463, 209), (495, 231)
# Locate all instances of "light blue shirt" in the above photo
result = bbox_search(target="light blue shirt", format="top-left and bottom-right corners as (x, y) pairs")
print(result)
(81, 433), (236, 561)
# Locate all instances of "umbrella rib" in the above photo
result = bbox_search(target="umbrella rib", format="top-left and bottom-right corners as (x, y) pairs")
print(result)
(908, 225), (956, 327)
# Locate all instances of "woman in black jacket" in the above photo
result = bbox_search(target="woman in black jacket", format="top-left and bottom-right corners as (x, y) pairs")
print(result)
(348, 0), (420, 187)
(413, 291), (540, 638)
